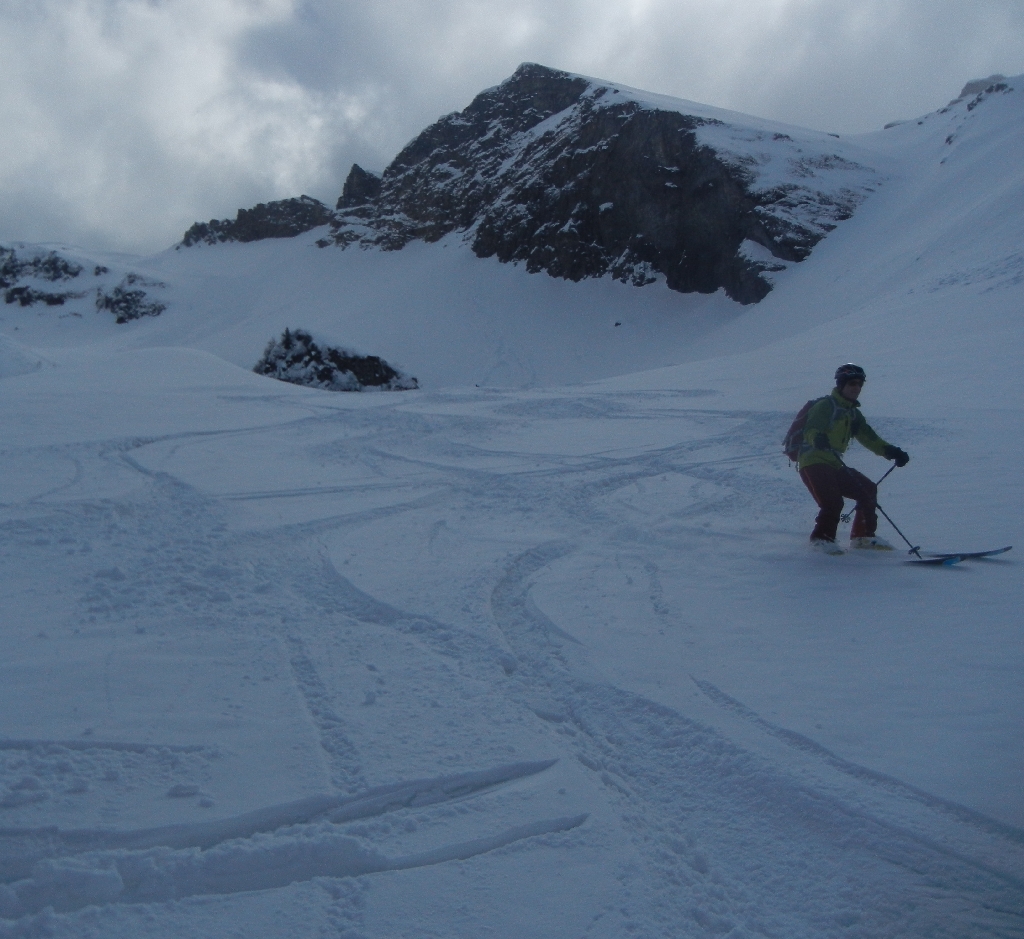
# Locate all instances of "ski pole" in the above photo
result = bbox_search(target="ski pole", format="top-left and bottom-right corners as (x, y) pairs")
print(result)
(874, 464), (897, 488)
(875, 501), (922, 558)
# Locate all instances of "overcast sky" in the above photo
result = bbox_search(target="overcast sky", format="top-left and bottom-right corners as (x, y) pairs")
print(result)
(2, 0), (1023, 254)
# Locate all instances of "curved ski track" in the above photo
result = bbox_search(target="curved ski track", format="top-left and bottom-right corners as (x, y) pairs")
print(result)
(0, 390), (1021, 937)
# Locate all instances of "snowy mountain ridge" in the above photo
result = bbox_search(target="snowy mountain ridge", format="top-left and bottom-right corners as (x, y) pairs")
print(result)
(0, 68), (1020, 396)
(182, 63), (885, 303)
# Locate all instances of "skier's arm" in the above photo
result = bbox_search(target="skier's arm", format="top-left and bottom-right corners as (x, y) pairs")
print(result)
(854, 416), (899, 459)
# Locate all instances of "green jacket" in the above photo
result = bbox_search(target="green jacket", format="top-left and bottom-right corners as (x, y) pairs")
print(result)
(798, 389), (892, 470)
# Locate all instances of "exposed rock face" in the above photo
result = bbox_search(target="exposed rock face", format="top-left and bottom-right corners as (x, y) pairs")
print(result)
(337, 165), (382, 210)
(1, 245), (167, 321)
(95, 274), (167, 323)
(951, 75), (1007, 103)
(1, 248), (83, 285)
(329, 67), (781, 300)
(254, 329), (418, 392)
(181, 195), (334, 247)
(1, 247), (83, 306)
(182, 64), (881, 303)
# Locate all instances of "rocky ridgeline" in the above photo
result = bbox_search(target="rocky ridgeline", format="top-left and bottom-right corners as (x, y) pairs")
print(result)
(254, 329), (418, 392)
(1, 245), (166, 322)
(180, 64), (884, 303)
(181, 195), (334, 247)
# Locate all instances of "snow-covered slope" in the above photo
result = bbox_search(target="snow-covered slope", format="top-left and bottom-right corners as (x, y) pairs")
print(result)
(641, 75), (1024, 415)
(0, 74), (1021, 939)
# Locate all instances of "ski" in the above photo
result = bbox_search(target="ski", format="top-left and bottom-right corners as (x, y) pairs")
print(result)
(922, 546), (1012, 561)
(907, 546), (1012, 565)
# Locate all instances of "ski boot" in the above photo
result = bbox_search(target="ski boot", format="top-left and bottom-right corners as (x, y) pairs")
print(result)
(811, 537), (845, 555)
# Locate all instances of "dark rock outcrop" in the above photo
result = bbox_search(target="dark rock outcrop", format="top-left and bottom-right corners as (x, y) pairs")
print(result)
(181, 195), (334, 247)
(182, 64), (879, 303)
(949, 74), (1007, 104)
(1, 246), (84, 306)
(1, 247), (83, 286)
(254, 329), (418, 391)
(4, 286), (73, 307)
(95, 274), (167, 323)
(1, 245), (168, 321)
(337, 165), (382, 210)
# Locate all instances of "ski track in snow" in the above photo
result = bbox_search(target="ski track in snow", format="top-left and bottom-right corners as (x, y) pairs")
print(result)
(0, 759), (580, 918)
(0, 73), (1022, 939)
(491, 543), (1024, 938)
(0, 387), (1021, 938)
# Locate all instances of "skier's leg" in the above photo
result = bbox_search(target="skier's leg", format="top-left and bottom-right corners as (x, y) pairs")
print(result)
(840, 468), (878, 537)
(800, 465), (844, 541)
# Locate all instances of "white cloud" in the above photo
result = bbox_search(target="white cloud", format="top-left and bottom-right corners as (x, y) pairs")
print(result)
(1, 0), (1023, 252)
(0, 0), (370, 250)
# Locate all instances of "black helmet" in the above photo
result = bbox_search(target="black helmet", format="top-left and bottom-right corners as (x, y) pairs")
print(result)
(834, 363), (866, 387)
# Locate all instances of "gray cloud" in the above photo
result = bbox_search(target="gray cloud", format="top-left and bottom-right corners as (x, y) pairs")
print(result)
(1, 0), (1022, 253)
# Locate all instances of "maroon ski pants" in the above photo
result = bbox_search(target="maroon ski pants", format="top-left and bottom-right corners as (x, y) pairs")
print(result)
(799, 463), (878, 541)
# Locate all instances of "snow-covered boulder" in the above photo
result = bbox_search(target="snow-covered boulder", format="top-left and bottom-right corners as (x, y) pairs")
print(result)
(253, 329), (418, 391)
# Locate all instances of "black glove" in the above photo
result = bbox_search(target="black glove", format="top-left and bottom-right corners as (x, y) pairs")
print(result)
(814, 433), (831, 450)
(885, 446), (910, 467)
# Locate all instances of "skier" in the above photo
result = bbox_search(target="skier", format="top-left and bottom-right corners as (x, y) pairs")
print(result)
(798, 364), (910, 553)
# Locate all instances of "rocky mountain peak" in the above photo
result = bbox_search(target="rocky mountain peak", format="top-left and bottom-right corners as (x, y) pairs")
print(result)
(337, 165), (382, 211)
(181, 63), (881, 304)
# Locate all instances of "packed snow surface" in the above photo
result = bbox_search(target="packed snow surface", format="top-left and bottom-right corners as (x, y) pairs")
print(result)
(0, 76), (1022, 937)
